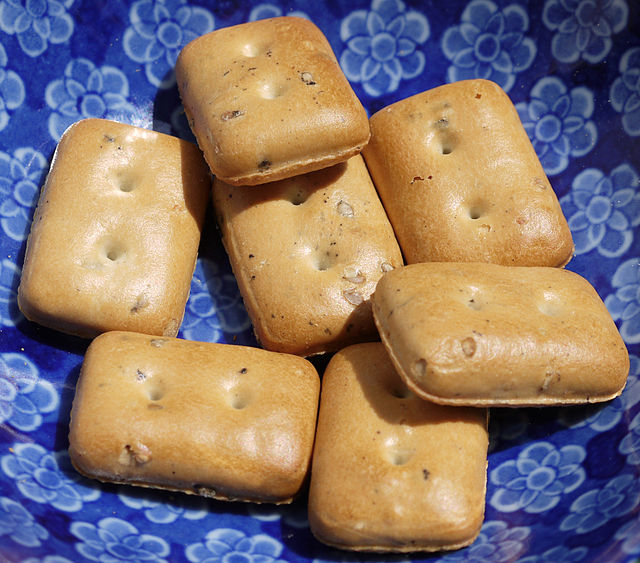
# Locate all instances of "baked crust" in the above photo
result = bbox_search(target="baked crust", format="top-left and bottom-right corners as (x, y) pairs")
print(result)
(372, 262), (630, 406)
(212, 155), (403, 356)
(362, 79), (574, 267)
(69, 331), (320, 503)
(18, 118), (210, 338)
(308, 342), (488, 552)
(176, 16), (370, 185)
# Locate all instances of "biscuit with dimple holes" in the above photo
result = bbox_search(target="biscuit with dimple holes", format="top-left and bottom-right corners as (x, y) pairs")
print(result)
(69, 331), (320, 504)
(362, 79), (574, 267)
(176, 16), (370, 185)
(212, 155), (403, 356)
(372, 262), (629, 407)
(18, 118), (210, 338)
(308, 342), (488, 552)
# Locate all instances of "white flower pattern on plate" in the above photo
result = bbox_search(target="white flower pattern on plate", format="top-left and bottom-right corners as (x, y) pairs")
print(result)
(45, 58), (137, 140)
(0, 496), (48, 547)
(340, 0), (429, 97)
(610, 46), (640, 137)
(0, 352), (58, 432)
(560, 163), (640, 257)
(490, 442), (586, 513)
(123, 0), (214, 89)
(70, 517), (170, 562)
(516, 76), (596, 176)
(441, 0), (535, 92)
(542, 0), (628, 64)
(185, 528), (287, 563)
(1, 443), (100, 512)
(560, 474), (640, 534)
(0, 43), (25, 132)
(0, 0), (74, 58)
(0, 147), (46, 242)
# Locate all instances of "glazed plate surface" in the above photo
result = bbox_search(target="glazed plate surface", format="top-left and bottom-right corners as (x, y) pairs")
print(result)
(0, 1), (639, 561)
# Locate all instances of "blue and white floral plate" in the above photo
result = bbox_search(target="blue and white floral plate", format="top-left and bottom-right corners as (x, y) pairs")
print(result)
(0, 0), (639, 561)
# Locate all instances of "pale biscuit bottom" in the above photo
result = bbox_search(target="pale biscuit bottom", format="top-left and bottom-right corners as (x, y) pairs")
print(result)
(308, 343), (488, 552)
(69, 331), (320, 504)
(372, 262), (629, 407)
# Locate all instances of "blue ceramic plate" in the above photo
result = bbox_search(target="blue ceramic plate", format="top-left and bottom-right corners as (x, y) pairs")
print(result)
(1, 1), (639, 561)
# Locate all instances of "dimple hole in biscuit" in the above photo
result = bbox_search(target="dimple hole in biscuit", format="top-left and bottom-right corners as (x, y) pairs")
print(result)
(537, 292), (564, 316)
(257, 81), (288, 99)
(145, 380), (165, 401)
(118, 176), (136, 193)
(287, 186), (308, 206)
(438, 131), (457, 155)
(229, 389), (251, 410)
(386, 446), (414, 466)
(104, 241), (126, 262)
(469, 207), (483, 220)
(112, 168), (139, 193)
(466, 200), (488, 220)
(313, 251), (335, 272)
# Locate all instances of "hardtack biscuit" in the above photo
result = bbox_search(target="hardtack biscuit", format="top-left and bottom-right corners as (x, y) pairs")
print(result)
(176, 16), (370, 185)
(362, 79), (574, 266)
(308, 343), (488, 552)
(212, 155), (403, 356)
(69, 331), (320, 504)
(18, 118), (210, 338)
(372, 262), (629, 407)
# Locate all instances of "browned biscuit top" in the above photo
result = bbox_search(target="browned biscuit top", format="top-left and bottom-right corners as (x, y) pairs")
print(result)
(213, 155), (403, 356)
(308, 342), (488, 552)
(69, 331), (320, 503)
(18, 118), (210, 338)
(363, 79), (574, 267)
(372, 262), (629, 406)
(176, 16), (370, 185)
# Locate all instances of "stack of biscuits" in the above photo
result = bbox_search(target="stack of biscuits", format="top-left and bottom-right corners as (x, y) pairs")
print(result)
(17, 17), (629, 554)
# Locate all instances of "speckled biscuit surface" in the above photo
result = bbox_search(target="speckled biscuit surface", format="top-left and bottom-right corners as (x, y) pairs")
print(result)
(308, 343), (488, 552)
(372, 262), (629, 406)
(212, 155), (403, 356)
(176, 16), (370, 185)
(362, 79), (574, 267)
(18, 118), (210, 338)
(69, 331), (320, 503)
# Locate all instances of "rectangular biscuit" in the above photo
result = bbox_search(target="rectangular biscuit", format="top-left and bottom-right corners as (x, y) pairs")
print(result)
(308, 342), (488, 552)
(362, 79), (574, 267)
(372, 262), (629, 406)
(69, 331), (320, 504)
(212, 155), (403, 356)
(176, 16), (370, 185)
(18, 118), (210, 338)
